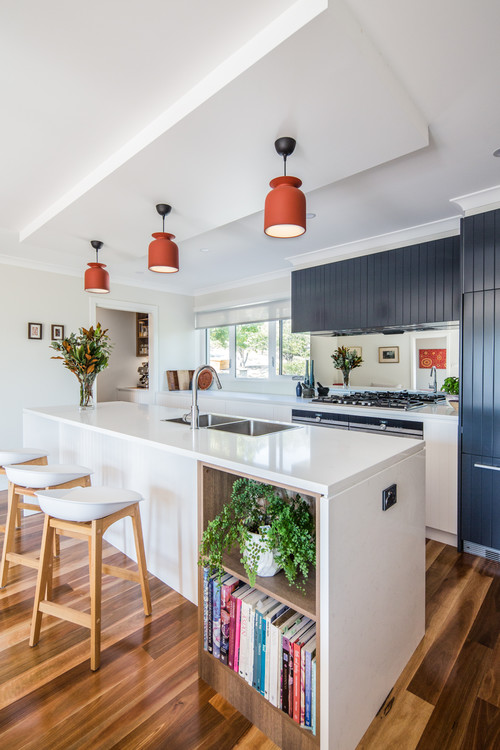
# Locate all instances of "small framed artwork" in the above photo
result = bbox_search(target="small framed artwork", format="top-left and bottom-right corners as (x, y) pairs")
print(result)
(379, 346), (399, 363)
(348, 346), (362, 358)
(28, 322), (43, 340)
(51, 324), (64, 341)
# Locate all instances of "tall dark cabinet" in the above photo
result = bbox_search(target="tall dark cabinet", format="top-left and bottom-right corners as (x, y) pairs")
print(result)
(460, 209), (500, 552)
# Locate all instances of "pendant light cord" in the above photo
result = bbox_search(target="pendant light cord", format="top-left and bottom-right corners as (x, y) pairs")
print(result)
(283, 154), (287, 176)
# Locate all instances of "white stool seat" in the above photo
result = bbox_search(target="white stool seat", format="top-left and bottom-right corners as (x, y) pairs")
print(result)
(0, 448), (47, 466)
(4, 464), (92, 489)
(35, 486), (143, 522)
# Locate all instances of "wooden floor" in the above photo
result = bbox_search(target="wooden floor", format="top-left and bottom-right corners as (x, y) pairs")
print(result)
(1, 493), (500, 750)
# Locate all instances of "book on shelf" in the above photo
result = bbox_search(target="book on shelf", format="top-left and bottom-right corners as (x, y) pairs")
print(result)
(242, 589), (267, 686)
(202, 574), (317, 737)
(228, 583), (251, 671)
(264, 601), (288, 702)
(237, 588), (260, 682)
(282, 616), (312, 717)
(303, 633), (317, 729)
(292, 623), (315, 724)
(220, 576), (239, 665)
(311, 657), (317, 736)
(212, 572), (232, 660)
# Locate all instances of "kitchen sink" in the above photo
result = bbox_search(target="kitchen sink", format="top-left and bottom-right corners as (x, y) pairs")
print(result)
(162, 413), (246, 427)
(208, 419), (298, 436)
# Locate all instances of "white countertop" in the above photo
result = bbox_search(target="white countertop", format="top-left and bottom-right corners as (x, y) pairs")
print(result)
(158, 388), (458, 420)
(25, 402), (424, 497)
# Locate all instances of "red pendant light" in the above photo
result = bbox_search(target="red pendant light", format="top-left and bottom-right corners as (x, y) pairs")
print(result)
(264, 137), (306, 238)
(148, 204), (179, 273)
(84, 240), (110, 294)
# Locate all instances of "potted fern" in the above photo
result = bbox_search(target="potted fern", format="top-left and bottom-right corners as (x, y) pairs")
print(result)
(198, 477), (315, 593)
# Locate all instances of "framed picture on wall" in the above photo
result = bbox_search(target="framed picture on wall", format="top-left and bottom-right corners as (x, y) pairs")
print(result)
(28, 322), (43, 340)
(51, 324), (64, 341)
(379, 346), (399, 363)
(347, 346), (362, 358)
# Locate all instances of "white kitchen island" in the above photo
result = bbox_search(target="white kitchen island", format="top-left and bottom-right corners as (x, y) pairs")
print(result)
(23, 401), (425, 750)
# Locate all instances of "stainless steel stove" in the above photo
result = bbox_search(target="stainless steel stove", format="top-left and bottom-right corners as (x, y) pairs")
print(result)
(311, 390), (446, 411)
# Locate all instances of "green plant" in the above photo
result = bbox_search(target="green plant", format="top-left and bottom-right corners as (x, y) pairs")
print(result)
(441, 376), (459, 395)
(50, 324), (112, 407)
(198, 477), (316, 593)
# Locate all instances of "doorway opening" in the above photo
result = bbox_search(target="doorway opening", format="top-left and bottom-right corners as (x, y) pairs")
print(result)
(88, 298), (159, 403)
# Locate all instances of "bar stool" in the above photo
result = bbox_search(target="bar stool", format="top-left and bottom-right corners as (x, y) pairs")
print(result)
(30, 486), (151, 671)
(0, 463), (92, 588)
(0, 449), (48, 531)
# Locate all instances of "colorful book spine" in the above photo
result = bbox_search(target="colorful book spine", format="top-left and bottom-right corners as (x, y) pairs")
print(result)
(253, 610), (262, 691)
(311, 657), (317, 736)
(282, 637), (291, 713)
(207, 574), (214, 654)
(234, 596), (243, 672)
(293, 640), (301, 723)
(305, 648), (312, 727)
(228, 591), (237, 669)
(300, 639), (306, 726)
(203, 567), (210, 651)
(220, 577), (238, 665)
(212, 578), (222, 659)
(260, 613), (267, 696)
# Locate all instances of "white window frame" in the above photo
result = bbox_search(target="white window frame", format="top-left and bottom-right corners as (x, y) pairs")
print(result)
(205, 320), (308, 382)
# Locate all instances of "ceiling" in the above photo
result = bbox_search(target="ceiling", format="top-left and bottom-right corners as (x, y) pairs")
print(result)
(2, 0), (500, 297)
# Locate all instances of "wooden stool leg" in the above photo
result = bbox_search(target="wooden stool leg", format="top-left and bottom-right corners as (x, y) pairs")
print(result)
(0, 483), (19, 587)
(29, 515), (55, 647)
(131, 504), (152, 616)
(90, 519), (103, 671)
(53, 530), (61, 557)
(15, 505), (22, 529)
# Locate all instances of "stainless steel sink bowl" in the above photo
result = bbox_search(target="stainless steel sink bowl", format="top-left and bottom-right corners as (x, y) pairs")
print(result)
(162, 413), (245, 427)
(208, 419), (298, 436)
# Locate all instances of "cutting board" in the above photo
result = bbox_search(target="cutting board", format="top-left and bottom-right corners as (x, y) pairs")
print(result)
(166, 370), (194, 391)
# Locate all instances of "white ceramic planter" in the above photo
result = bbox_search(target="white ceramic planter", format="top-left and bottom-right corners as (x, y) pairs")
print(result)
(242, 530), (282, 578)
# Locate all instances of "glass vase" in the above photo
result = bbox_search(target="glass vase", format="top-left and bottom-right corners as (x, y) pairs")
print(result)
(342, 369), (351, 390)
(79, 373), (97, 410)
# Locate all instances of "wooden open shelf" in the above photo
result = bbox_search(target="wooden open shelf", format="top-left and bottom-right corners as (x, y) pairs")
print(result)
(222, 549), (316, 620)
(197, 461), (321, 749)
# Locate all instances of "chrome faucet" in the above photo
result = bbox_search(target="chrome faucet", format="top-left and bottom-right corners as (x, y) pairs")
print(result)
(190, 365), (222, 429)
(430, 366), (437, 393)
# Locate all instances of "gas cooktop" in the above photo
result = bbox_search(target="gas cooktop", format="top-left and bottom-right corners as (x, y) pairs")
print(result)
(311, 390), (447, 410)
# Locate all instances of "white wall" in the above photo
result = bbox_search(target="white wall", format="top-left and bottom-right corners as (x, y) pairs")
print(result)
(96, 308), (140, 401)
(0, 263), (196, 449)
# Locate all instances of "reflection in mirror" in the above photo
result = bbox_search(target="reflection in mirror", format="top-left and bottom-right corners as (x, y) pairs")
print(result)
(311, 325), (459, 391)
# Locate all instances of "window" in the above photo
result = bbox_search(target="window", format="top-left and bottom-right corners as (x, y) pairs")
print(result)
(206, 320), (309, 380)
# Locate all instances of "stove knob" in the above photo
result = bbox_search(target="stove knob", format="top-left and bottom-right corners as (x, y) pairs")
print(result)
(379, 422), (387, 431)
(315, 415), (322, 422)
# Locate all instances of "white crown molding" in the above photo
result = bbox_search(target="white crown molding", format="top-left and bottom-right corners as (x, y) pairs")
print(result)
(285, 216), (461, 268)
(0, 253), (193, 296)
(194, 295), (290, 313)
(19, 0), (327, 242)
(450, 185), (500, 216)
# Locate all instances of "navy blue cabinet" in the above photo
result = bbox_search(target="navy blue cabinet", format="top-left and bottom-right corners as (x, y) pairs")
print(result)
(291, 236), (460, 333)
(460, 209), (500, 551)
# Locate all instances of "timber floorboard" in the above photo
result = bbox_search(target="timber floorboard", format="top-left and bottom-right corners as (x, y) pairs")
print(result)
(1, 492), (500, 749)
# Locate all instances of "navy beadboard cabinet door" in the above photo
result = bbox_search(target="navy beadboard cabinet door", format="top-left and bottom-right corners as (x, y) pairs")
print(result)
(460, 209), (500, 550)
(461, 454), (500, 550)
(291, 236), (460, 333)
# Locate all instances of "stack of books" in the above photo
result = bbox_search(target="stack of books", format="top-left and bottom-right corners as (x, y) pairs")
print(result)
(203, 569), (317, 735)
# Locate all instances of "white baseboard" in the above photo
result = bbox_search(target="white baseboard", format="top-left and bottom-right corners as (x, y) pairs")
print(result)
(426, 526), (457, 547)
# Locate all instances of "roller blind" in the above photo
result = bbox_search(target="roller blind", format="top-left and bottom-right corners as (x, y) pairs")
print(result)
(194, 298), (291, 329)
